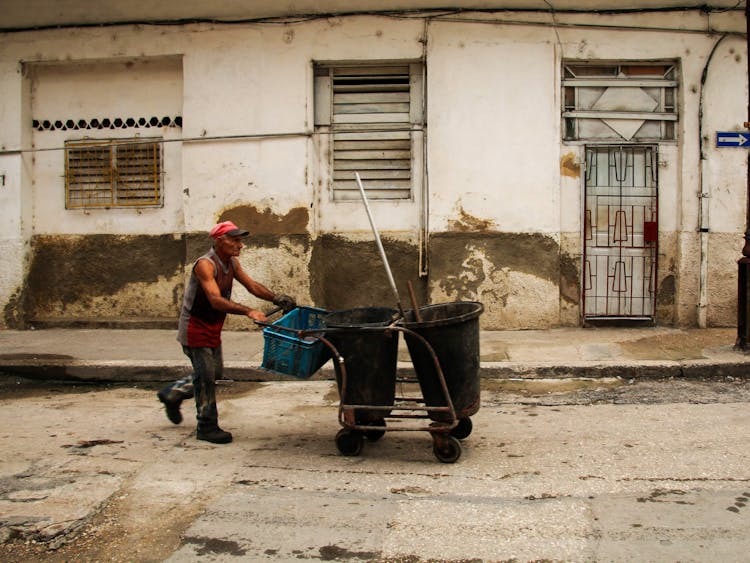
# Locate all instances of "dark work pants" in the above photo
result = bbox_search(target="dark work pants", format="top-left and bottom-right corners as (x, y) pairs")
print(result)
(185, 345), (224, 429)
(160, 345), (224, 429)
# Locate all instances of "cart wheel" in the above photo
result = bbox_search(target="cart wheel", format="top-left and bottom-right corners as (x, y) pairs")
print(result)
(433, 435), (462, 463)
(450, 417), (473, 440)
(364, 419), (387, 442)
(335, 429), (363, 456)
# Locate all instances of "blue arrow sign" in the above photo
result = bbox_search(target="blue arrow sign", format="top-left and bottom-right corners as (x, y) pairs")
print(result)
(717, 131), (750, 147)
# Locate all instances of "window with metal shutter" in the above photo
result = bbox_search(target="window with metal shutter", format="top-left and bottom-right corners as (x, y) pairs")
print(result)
(65, 139), (163, 208)
(315, 63), (424, 200)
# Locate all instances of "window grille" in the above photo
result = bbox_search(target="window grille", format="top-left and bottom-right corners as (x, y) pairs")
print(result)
(562, 62), (678, 142)
(314, 63), (424, 200)
(65, 139), (163, 208)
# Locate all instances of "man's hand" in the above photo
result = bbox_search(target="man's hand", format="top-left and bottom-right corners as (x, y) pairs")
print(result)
(247, 309), (268, 322)
(272, 294), (297, 313)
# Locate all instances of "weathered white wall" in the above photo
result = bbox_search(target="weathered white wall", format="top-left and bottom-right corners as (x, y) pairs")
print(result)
(0, 9), (746, 328)
(553, 25), (744, 327)
(427, 21), (560, 234)
(181, 25), (309, 232)
(0, 57), (31, 326)
(425, 21), (562, 328)
(702, 36), (749, 327)
(29, 57), (184, 235)
(308, 18), (426, 233)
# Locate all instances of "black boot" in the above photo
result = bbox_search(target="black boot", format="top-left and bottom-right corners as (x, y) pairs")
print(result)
(157, 390), (183, 425)
(197, 425), (233, 444)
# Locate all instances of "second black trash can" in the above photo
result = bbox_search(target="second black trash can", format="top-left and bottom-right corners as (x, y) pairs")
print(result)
(401, 301), (484, 436)
(324, 307), (399, 426)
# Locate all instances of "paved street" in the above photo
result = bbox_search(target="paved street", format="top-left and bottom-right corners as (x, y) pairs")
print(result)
(1, 375), (749, 562)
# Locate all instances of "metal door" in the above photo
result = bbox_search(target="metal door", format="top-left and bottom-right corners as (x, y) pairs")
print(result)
(583, 145), (658, 320)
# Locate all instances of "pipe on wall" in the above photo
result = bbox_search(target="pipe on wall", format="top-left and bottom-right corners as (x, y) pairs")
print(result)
(696, 34), (728, 328)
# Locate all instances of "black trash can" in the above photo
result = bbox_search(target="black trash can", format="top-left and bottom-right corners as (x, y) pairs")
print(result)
(401, 302), (484, 429)
(324, 307), (399, 425)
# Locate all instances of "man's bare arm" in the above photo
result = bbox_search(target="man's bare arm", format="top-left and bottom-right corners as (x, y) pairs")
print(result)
(195, 259), (267, 321)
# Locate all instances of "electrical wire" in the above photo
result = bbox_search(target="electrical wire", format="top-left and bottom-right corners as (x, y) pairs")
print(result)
(0, 5), (745, 34)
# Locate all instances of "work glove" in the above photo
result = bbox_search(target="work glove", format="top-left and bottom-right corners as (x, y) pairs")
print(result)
(272, 294), (297, 313)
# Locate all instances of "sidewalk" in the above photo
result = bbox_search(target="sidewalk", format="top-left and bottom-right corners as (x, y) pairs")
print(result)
(0, 325), (747, 381)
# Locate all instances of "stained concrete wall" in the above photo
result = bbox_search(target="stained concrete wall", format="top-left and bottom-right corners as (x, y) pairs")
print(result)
(701, 36), (749, 327)
(0, 10), (746, 330)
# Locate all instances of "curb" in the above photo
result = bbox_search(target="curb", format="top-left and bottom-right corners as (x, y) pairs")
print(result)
(1, 359), (747, 383)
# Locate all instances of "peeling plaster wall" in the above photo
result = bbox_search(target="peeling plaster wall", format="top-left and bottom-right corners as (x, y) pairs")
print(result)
(676, 232), (701, 326)
(22, 235), (185, 324)
(0, 10), (746, 329)
(707, 233), (744, 327)
(429, 233), (562, 329)
(656, 233), (679, 325)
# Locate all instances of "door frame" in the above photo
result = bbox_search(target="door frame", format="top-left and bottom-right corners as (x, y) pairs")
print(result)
(581, 144), (659, 323)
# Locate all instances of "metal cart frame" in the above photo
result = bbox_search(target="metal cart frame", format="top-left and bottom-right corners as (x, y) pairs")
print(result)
(259, 319), (470, 463)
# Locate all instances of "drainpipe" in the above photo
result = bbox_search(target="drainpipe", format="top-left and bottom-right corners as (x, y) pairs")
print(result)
(737, 3), (750, 349)
(697, 186), (709, 327)
(697, 34), (728, 328)
(418, 18), (430, 278)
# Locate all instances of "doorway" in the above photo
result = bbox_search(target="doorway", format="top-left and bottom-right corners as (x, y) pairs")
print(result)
(583, 145), (658, 321)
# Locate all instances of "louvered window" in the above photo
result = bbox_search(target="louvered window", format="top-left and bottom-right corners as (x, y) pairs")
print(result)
(314, 63), (424, 200)
(65, 139), (163, 208)
(562, 61), (678, 142)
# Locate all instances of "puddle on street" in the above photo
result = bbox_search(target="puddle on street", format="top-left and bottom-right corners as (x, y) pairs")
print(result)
(483, 377), (625, 397)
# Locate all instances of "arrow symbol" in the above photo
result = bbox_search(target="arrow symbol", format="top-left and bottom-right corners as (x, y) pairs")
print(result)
(717, 132), (750, 147)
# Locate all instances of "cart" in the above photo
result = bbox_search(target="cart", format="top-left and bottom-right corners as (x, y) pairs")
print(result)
(329, 322), (465, 463)
(258, 304), (481, 463)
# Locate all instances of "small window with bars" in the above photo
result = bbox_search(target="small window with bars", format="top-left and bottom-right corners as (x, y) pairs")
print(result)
(65, 139), (163, 208)
(314, 63), (424, 200)
(562, 61), (678, 142)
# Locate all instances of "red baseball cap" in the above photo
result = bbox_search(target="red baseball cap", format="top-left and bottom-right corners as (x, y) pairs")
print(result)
(209, 221), (249, 239)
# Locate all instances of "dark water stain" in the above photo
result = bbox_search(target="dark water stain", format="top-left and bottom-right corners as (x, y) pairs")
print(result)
(3, 287), (27, 328)
(246, 233), (311, 252)
(310, 234), (426, 311)
(636, 488), (692, 504)
(319, 544), (380, 560)
(0, 353), (73, 360)
(63, 439), (123, 449)
(447, 207), (494, 232)
(218, 204), (309, 236)
(183, 535), (247, 556)
(657, 274), (675, 307)
(655, 273), (675, 324)
(559, 250), (580, 305)
(24, 234), (185, 321)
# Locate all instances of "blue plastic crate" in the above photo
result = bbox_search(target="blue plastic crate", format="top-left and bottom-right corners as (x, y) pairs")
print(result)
(261, 307), (330, 378)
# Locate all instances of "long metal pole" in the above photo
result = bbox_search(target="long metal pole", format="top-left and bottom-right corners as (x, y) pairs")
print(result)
(356, 172), (405, 318)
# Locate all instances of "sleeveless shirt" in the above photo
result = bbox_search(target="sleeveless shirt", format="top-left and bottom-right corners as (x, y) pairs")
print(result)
(177, 248), (235, 348)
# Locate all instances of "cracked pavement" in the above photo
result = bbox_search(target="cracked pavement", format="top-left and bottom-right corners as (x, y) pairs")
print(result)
(1, 376), (749, 561)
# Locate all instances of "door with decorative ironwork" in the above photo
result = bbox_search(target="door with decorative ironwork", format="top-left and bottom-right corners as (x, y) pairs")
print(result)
(583, 145), (658, 320)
